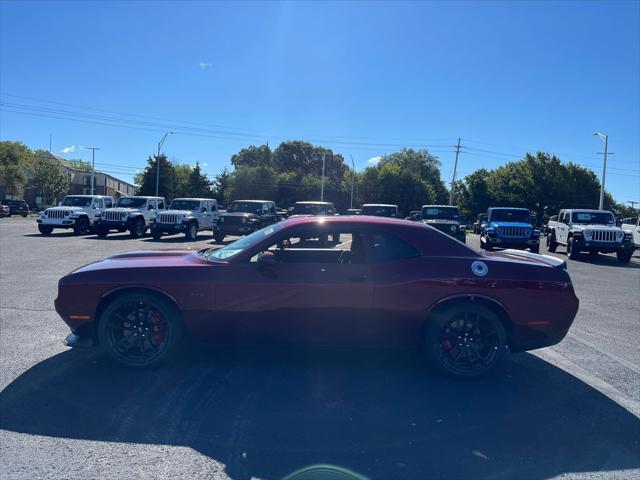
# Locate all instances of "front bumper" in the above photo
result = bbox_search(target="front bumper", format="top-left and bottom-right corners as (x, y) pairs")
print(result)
(487, 236), (539, 248)
(37, 217), (77, 227)
(151, 222), (187, 234)
(219, 223), (256, 235)
(95, 219), (131, 229)
(572, 238), (633, 253)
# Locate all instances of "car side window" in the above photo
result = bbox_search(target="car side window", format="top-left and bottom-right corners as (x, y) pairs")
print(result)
(93, 199), (102, 209)
(157, 200), (165, 209)
(370, 232), (419, 263)
(148, 200), (155, 210)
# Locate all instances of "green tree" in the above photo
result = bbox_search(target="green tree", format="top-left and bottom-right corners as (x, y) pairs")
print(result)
(0, 141), (31, 197)
(66, 158), (93, 172)
(174, 164), (192, 198)
(230, 145), (272, 169)
(212, 167), (231, 206)
(187, 162), (212, 197)
(32, 156), (70, 205)
(136, 154), (177, 199)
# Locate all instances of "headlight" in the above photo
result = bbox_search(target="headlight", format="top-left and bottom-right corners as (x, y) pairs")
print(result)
(616, 230), (624, 240)
(121, 212), (127, 219)
(533, 229), (541, 237)
(64, 211), (70, 217)
(450, 225), (457, 232)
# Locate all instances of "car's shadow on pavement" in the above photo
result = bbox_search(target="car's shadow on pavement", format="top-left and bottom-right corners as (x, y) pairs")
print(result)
(556, 251), (640, 268)
(1, 347), (638, 480)
(22, 232), (77, 238)
(141, 235), (214, 244)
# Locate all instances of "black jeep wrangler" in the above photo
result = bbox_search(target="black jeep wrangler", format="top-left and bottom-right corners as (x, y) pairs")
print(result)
(214, 200), (280, 242)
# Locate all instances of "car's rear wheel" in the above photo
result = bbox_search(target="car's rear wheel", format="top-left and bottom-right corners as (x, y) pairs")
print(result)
(567, 237), (580, 260)
(38, 225), (53, 235)
(423, 304), (507, 377)
(73, 217), (91, 235)
(546, 232), (557, 252)
(99, 292), (183, 368)
(185, 222), (198, 241)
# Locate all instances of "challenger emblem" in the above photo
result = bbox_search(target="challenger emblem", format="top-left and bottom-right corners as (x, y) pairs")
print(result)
(471, 261), (488, 276)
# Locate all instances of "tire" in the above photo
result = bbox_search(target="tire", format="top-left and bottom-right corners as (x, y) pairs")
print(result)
(423, 303), (507, 377)
(546, 232), (557, 253)
(185, 222), (198, 241)
(130, 218), (146, 238)
(97, 226), (109, 238)
(21, 213), (27, 218)
(567, 237), (580, 260)
(617, 249), (633, 264)
(73, 217), (91, 235)
(151, 230), (162, 240)
(483, 237), (493, 251)
(214, 232), (225, 243)
(529, 244), (540, 254)
(38, 225), (53, 235)
(98, 292), (184, 368)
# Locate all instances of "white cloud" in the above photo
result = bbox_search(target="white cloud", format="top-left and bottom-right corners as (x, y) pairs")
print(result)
(367, 156), (382, 166)
(199, 62), (212, 70)
(201, 162), (208, 167)
(60, 145), (83, 154)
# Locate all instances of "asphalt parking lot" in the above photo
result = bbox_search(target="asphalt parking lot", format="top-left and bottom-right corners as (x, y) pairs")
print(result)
(1, 216), (639, 480)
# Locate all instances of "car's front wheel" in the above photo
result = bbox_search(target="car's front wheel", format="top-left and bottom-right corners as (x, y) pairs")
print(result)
(98, 292), (184, 368)
(96, 226), (109, 238)
(214, 231), (225, 243)
(38, 225), (53, 235)
(482, 236), (493, 251)
(185, 222), (198, 241)
(567, 237), (580, 260)
(529, 243), (540, 254)
(73, 217), (91, 235)
(423, 304), (507, 377)
(546, 232), (557, 252)
(130, 218), (146, 238)
(617, 249), (633, 264)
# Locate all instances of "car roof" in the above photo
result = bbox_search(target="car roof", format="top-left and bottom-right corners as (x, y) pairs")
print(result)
(563, 208), (612, 213)
(123, 196), (164, 199)
(295, 201), (333, 205)
(362, 203), (398, 207)
(233, 199), (272, 203)
(489, 207), (530, 211)
(422, 205), (459, 208)
(66, 194), (112, 198)
(171, 198), (215, 202)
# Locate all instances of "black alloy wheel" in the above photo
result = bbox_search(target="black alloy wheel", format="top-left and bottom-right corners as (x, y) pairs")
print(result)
(99, 293), (183, 367)
(130, 218), (146, 238)
(38, 224), (53, 235)
(546, 232), (557, 252)
(424, 304), (506, 377)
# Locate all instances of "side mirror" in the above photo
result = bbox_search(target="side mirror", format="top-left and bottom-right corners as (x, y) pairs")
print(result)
(256, 251), (276, 269)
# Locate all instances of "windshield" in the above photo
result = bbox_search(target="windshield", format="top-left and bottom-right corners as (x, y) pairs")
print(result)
(62, 196), (92, 207)
(229, 201), (263, 214)
(478, 214), (488, 222)
(361, 205), (397, 217)
(116, 198), (147, 208)
(421, 207), (459, 220)
(572, 211), (615, 224)
(490, 209), (531, 223)
(292, 203), (331, 215)
(207, 223), (283, 260)
(170, 200), (200, 210)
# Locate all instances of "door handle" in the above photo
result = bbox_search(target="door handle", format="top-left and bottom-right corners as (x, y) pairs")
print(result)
(349, 275), (368, 282)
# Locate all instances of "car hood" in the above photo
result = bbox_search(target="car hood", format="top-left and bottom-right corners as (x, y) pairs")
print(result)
(488, 221), (533, 228)
(222, 212), (257, 218)
(572, 224), (620, 230)
(104, 208), (142, 214)
(422, 219), (459, 225)
(158, 209), (194, 216)
(70, 249), (209, 275)
(46, 206), (85, 213)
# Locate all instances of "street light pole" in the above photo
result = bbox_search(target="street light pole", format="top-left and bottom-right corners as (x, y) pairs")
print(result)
(155, 132), (173, 197)
(593, 132), (610, 210)
(86, 147), (100, 195)
(350, 155), (355, 209)
(449, 138), (461, 206)
(320, 152), (326, 202)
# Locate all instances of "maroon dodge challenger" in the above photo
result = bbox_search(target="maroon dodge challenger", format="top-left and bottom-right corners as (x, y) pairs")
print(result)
(55, 216), (579, 376)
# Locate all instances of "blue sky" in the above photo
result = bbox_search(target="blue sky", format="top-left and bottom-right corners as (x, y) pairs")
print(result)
(1, 0), (638, 203)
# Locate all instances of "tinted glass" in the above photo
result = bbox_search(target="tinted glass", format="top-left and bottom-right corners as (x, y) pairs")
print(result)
(421, 207), (459, 220)
(229, 201), (263, 214)
(490, 209), (531, 223)
(361, 206), (397, 217)
(207, 223), (283, 260)
(116, 198), (147, 208)
(572, 212), (614, 224)
(170, 200), (200, 210)
(293, 203), (330, 215)
(371, 232), (419, 262)
(62, 196), (92, 207)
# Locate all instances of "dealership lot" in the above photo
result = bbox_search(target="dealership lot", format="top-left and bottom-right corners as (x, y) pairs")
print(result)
(0, 216), (639, 480)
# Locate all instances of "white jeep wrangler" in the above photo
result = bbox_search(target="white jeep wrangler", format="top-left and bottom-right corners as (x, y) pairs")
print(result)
(37, 195), (114, 235)
(150, 198), (219, 240)
(546, 209), (634, 263)
(95, 196), (166, 238)
(621, 216), (640, 250)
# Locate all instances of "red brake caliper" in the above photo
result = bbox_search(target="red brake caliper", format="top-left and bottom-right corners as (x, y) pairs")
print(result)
(150, 311), (165, 345)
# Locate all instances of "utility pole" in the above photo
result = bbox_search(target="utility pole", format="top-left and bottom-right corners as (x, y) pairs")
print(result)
(156, 131), (173, 197)
(49, 134), (52, 152)
(449, 138), (462, 206)
(627, 200), (639, 209)
(350, 155), (355, 209)
(320, 152), (326, 202)
(86, 147), (100, 195)
(593, 132), (613, 210)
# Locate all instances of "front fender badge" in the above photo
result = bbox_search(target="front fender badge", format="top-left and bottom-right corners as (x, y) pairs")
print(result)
(471, 261), (489, 276)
